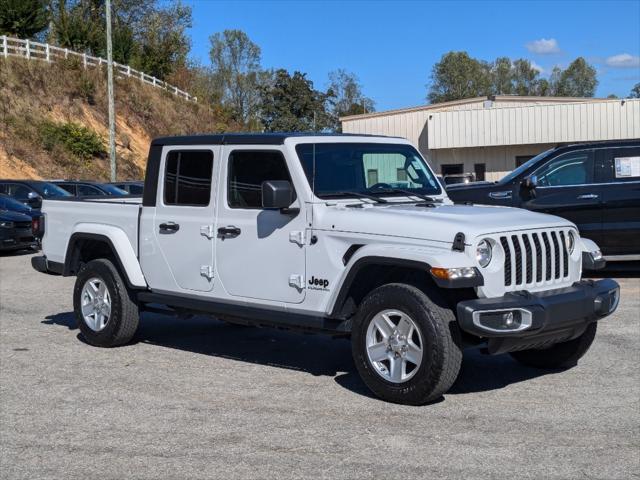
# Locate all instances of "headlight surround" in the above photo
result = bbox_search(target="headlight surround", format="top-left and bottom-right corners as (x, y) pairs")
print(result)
(0, 221), (15, 228)
(566, 231), (576, 254)
(476, 239), (493, 268)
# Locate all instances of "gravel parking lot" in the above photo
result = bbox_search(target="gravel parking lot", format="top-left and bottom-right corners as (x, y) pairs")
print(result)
(1, 251), (638, 479)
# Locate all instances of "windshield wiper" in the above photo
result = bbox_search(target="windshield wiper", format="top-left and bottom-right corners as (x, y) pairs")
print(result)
(328, 192), (388, 204)
(369, 188), (442, 203)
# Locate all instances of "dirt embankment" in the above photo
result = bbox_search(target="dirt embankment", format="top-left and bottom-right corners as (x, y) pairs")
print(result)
(0, 58), (235, 180)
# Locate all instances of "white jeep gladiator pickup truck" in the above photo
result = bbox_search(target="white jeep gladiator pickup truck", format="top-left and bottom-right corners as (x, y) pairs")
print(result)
(32, 133), (620, 405)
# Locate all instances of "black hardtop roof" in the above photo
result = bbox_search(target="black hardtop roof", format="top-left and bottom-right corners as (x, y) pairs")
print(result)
(150, 132), (397, 147)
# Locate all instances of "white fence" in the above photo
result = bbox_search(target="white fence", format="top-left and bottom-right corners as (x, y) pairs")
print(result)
(1, 35), (197, 102)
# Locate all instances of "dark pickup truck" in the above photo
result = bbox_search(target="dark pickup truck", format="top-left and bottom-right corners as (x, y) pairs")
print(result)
(446, 140), (640, 260)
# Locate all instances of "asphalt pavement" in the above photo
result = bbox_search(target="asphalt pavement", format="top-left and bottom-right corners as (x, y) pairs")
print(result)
(1, 251), (638, 479)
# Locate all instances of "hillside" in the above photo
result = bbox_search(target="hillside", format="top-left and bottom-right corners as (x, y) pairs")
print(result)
(0, 57), (236, 180)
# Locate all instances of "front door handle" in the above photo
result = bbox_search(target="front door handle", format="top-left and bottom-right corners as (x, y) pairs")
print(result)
(577, 194), (599, 200)
(159, 222), (180, 233)
(218, 225), (241, 237)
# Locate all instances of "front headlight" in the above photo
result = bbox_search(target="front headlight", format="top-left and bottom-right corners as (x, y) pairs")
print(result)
(566, 231), (576, 254)
(0, 221), (15, 228)
(476, 239), (492, 268)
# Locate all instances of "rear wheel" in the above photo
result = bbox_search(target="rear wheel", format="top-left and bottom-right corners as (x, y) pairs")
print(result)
(351, 283), (462, 405)
(73, 258), (139, 347)
(509, 323), (597, 369)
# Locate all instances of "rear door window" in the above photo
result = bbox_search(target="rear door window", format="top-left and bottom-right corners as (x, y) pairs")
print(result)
(163, 150), (214, 206)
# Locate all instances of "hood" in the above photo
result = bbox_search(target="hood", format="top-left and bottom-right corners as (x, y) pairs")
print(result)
(316, 202), (573, 244)
(0, 210), (32, 222)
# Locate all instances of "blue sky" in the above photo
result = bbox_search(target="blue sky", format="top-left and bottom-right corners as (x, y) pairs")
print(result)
(184, 0), (640, 112)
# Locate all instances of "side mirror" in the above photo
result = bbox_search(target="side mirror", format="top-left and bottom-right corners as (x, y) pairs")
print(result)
(261, 180), (294, 210)
(26, 192), (42, 208)
(523, 175), (538, 189)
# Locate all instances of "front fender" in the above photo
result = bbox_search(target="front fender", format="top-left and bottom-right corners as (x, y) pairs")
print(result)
(326, 243), (476, 316)
(67, 223), (147, 288)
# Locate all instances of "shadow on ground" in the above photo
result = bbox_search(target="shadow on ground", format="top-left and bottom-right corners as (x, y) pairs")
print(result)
(42, 310), (557, 400)
(0, 248), (39, 258)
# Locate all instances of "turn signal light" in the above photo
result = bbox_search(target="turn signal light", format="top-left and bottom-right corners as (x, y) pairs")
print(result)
(430, 267), (477, 280)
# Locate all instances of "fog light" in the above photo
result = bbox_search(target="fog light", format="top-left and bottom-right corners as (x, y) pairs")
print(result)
(472, 309), (532, 333)
(594, 288), (620, 316)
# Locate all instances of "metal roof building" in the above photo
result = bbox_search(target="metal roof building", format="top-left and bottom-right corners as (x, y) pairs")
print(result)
(341, 96), (640, 181)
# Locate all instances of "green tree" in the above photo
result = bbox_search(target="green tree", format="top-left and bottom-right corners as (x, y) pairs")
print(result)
(491, 57), (513, 95)
(427, 51), (492, 103)
(629, 83), (640, 98)
(327, 69), (375, 121)
(209, 29), (262, 125)
(51, 0), (103, 54)
(132, 1), (191, 80)
(0, 0), (49, 39)
(259, 69), (332, 132)
(552, 57), (598, 97)
(512, 59), (541, 96)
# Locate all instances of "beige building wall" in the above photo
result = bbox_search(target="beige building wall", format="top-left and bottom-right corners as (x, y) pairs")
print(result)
(341, 96), (640, 182)
(425, 144), (556, 181)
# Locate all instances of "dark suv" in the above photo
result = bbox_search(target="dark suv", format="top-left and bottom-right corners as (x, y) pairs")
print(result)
(0, 180), (72, 209)
(52, 181), (127, 197)
(446, 140), (640, 259)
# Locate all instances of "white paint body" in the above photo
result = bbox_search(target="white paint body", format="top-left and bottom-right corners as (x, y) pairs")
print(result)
(41, 135), (596, 316)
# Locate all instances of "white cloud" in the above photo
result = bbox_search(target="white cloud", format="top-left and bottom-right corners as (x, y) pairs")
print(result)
(605, 53), (640, 68)
(530, 61), (545, 74)
(526, 38), (560, 55)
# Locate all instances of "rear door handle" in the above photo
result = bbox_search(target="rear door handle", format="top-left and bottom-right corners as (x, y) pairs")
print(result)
(218, 226), (241, 237)
(577, 194), (599, 200)
(159, 222), (180, 233)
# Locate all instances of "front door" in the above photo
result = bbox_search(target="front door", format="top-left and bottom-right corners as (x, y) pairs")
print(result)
(147, 147), (217, 292)
(521, 149), (603, 246)
(215, 147), (306, 304)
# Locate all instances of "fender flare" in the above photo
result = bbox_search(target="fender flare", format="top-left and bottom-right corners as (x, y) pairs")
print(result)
(326, 244), (480, 318)
(65, 226), (147, 288)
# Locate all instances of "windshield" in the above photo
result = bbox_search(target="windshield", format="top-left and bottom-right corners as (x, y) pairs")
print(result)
(38, 182), (72, 197)
(498, 149), (554, 184)
(101, 184), (128, 195)
(295, 143), (442, 199)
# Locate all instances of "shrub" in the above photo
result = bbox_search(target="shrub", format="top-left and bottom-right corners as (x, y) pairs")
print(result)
(39, 121), (105, 159)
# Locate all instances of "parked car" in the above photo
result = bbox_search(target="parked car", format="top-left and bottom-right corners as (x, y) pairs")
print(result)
(108, 181), (144, 195)
(0, 180), (72, 208)
(446, 140), (640, 260)
(443, 172), (475, 185)
(0, 194), (44, 239)
(0, 209), (37, 252)
(32, 133), (618, 405)
(52, 181), (128, 197)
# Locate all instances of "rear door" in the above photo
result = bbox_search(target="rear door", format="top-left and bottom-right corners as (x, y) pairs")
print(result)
(142, 146), (218, 292)
(596, 146), (640, 257)
(522, 149), (603, 246)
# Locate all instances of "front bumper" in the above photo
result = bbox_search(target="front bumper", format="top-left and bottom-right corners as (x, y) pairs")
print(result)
(457, 279), (620, 355)
(0, 228), (36, 251)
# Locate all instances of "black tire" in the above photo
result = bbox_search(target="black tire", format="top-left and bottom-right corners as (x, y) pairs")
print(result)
(509, 322), (597, 369)
(351, 283), (463, 405)
(73, 258), (139, 347)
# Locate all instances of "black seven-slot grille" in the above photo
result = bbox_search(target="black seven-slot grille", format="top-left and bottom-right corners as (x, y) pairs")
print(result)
(500, 230), (571, 288)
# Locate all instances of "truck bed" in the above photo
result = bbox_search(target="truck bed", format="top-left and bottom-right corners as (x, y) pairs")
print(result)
(42, 197), (142, 264)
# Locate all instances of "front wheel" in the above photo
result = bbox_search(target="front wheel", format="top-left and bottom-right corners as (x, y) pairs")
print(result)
(351, 283), (462, 405)
(73, 258), (139, 347)
(509, 322), (597, 369)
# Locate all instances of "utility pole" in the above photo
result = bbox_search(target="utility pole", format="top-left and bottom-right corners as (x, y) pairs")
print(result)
(106, 0), (116, 181)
